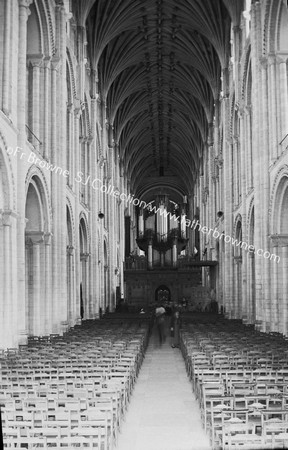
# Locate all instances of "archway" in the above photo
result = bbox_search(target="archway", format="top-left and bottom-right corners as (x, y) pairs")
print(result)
(25, 177), (48, 336)
(155, 285), (171, 303)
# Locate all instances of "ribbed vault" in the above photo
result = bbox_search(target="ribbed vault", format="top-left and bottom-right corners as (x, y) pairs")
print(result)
(82, 0), (241, 202)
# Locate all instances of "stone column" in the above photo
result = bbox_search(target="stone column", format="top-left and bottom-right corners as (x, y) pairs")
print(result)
(271, 235), (288, 334)
(17, 0), (32, 345)
(66, 245), (74, 324)
(180, 212), (186, 238)
(25, 231), (44, 336)
(268, 55), (277, 161)
(246, 252), (251, 322)
(58, 2), (68, 333)
(50, 57), (61, 334)
(244, 106), (253, 190)
(139, 209), (144, 235)
(223, 138), (233, 318)
(43, 57), (51, 160)
(282, 244), (288, 335)
(89, 94), (98, 319)
(250, 1), (264, 329)
(2, 0), (11, 114)
(172, 240), (177, 267)
(269, 236), (279, 331)
(239, 107), (247, 321)
(148, 239), (153, 270)
(44, 233), (52, 335)
(67, 104), (73, 185)
(33, 243), (41, 336)
(80, 252), (90, 318)
(1, 212), (14, 348)
(277, 55), (288, 140)
(247, 253), (256, 323)
(260, 57), (270, 332)
(28, 54), (44, 149)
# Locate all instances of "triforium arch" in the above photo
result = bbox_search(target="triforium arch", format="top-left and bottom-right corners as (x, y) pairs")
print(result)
(79, 214), (90, 320)
(264, 0), (288, 56)
(26, 0), (55, 152)
(25, 174), (51, 337)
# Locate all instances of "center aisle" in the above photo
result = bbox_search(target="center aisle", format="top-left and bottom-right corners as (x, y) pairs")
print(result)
(115, 326), (211, 450)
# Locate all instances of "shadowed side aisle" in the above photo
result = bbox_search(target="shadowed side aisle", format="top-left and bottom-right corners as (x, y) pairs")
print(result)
(115, 328), (211, 450)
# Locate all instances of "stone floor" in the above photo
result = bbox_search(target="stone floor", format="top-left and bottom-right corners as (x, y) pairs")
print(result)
(115, 326), (211, 450)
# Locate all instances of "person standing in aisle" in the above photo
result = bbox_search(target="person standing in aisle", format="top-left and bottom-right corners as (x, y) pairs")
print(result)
(155, 304), (166, 345)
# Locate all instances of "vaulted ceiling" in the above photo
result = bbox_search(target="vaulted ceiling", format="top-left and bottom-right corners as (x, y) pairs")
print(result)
(76, 0), (243, 202)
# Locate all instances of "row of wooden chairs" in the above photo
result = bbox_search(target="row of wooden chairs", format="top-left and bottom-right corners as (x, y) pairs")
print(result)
(180, 317), (288, 449)
(1, 318), (151, 449)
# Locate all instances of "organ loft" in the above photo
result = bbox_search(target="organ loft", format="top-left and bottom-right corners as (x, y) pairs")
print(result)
(1, 1), (288, 449)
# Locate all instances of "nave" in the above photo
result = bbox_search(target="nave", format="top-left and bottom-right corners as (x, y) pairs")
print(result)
(116, 326), (210, 450)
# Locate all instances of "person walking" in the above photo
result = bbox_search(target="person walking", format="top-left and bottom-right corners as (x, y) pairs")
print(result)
(155, 304), (166, 345)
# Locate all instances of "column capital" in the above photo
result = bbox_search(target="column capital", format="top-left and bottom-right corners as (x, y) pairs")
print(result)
(276, 53), (288, 64)
(55, 0), (66, 14)
(67, 245), (74, 255)
(215, 156), (224, 168)
(234, 256), (242, 265)
(27, 53), (45, 68)
(259, 56), (268, 69)
(51, 56), (61, 71)
(67, 102), (74, 113)
(267, 53), (276, 66)
(18, 0), (33, 8)
(244, 104), (252, 115)
(0, 210), (18, 226)
(43, 56), (51, 68)
(99, 156), (106, 168)
(25, 231), (45, 245)
(18, 0), (33, 21)
(44, 232), (53, 245)
(80, 252), (90, 261)
(269, 234), (288, 247)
